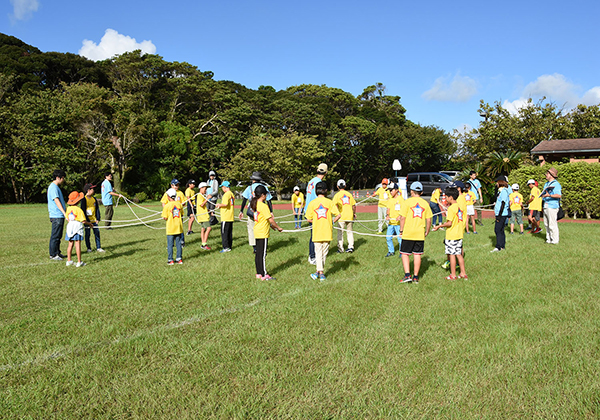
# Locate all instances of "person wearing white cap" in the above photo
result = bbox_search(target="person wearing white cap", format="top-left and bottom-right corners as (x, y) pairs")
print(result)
(526, 179), (542, 234)
(509, 183), (524, 235)
(291, 186), (304, 229)
(333, 179), (356, 253)
(304, 163), (328, 265)
(162, 188), (184, 265)
(196, 182), (212, 250)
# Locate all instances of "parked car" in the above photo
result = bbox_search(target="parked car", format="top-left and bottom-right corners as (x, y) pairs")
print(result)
(440, 170), (460, 179)
(406, 172), (453, 196)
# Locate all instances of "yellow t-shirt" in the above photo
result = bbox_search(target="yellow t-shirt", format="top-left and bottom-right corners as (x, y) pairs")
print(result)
(386, 194), (405, 225)
(399, 197), (433, 241)
(220, 190), (235, 222)
(374, 187), (390, 207)
(162, 201), (184, 235)
(84, 196), (97, 223)
(464, 191), (476, 206)
(529, 186), (542, 211)
(253, 200), (272, 239)
(161, 190), (186, 205)
(185, 187), (196, 206)
(66, 205), (86, 222)
(196, 195), (209, 222)
(430, 188), (441, 204)
(292, 192), (304, 209)
(333, 190), (356, 221)
(456, 193), (468, 215)
(445, 202), (465, 241)
(306, 196), (339, 242)
(509, 192), (524, 211)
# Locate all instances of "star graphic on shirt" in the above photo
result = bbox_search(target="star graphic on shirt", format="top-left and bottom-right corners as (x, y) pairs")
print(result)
(457, 209), (464, 222)
(411, 203), (424, 218)
(68, 211), (76, 221)
(341, 195), (350, 205)
(254, 210), (260, 222)
(315, 204), (328, 219)
(172, 207), (181, 218)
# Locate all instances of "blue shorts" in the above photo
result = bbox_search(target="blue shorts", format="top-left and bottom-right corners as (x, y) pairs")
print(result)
(66, 233), (83, 241)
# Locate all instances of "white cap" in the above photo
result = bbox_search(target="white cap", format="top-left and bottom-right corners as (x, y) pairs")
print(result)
(209, 170), (216, 176)
(388, 182), (398, 190)
(198, 182), (208, 188)
(166, 188), (177, 198)
(512, 183), (519, 190)
(337, 179), (345, 188)
(293, 186), (299, 191)
(527, 179), (536, 185)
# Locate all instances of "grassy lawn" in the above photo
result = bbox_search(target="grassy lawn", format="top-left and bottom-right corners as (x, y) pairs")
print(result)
(1, 203), (599, 418)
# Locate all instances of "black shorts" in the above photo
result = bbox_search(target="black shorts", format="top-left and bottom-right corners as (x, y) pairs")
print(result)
(530, 210), (540, 221)
(187, 203), (196, 217)
(400, 239), (425, 255)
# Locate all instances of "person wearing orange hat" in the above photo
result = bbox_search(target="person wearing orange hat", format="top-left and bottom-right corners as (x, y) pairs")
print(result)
(367, 178), (390, 233)
(64, 191), (93, 267)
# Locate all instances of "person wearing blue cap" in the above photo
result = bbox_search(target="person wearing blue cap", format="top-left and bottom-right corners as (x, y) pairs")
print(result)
(215, 180), (235, 252)
(398, 181), (433, 283)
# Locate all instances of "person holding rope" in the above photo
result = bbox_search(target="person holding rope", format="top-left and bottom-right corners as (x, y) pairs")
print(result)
(215, 181), (235, 253)
(291, 186), (304, 229)
(333, 179), (356, 254)
(185, 179), (197, 236)
(196, 182), (212, 250)
(433, 186), (467, 280)
(239, 172), (273, 254)
(467, 171), (484, 226)
(101, 173), (123, 229)
(304, 163), (328, 265)
(81, 183), (104, 253)
(161, 179), (187, 246)
(367, 178), (390, 234)
(384, 182), (404, 257)
(206, 170), (220, 226)
(252, 185), (283, 281)
(162, 188), (184, 265)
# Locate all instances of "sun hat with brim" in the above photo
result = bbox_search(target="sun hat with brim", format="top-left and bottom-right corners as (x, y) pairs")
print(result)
(166, 188), (177, 199)
(67, 191), (84, 205)
(250, 171), (262, 181)
(546, 167), (558, 178)
(198, 182), (208, 188)
(512, 183), (519, 191)
(317, 163), (328, 174)
(293, 186), (299, 191)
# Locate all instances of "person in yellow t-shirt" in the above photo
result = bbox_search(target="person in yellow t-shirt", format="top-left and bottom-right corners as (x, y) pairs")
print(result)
(252, 185), (283, 281)
(196, 182), (212, 250)
(162, 188), (184, 265)
(291, 186), (305, 229)
(526, 179), (542, 234)
(509, 184), (524, 235)
(81, 183), (104, 253)
(306, 181), (340, 281)
(433, 187), (467, 280)
(333, 179), (356, 254)
(215, 181), (235, 252)
(184, 179), (197, 236)
(429, 187), (444, 228)
(463, 183), (478, 234)
(367, 178), (390, 233)
(65, 191), (93, 267)
(384, 182), (404, 257)
(161, 179), (187, 246)
(399, 182), (433, 284)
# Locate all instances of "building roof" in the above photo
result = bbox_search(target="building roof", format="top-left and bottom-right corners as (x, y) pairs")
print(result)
(531, 138), (600, 156)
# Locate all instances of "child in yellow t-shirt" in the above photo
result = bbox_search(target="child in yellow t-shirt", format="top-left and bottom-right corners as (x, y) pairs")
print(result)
(196, 182), (212, 250)
(81, 183), (104, 253)
(291, 186), (305, 229)
(463, 183), (478, 234)
(526, 179), (542, 233)
(509, 184), (524, 235)
(215, 181), (235, 252)
(385, 182), (404, 257)
(306, 181), (340, 281)
(433, 187), (467, 280)
(185, 179), (197, 236)
(65, 191), (93, 267)
(252, 185), (283, 281)
(367, 178), (390, 233)
(162, 188), (184, 265)
(332, 179), (356, 253)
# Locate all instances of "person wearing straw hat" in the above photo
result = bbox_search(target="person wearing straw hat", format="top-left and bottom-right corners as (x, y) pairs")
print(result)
(333, 179), (356, 254)
(64, 191), (93, 267)
(304, 163), (328, 265)
(101, 173), (123, 228)
(81, 183), (104, 253)
(162, 188), (184, 265)
(196, 182), (212, 250)
(239, 171), (273, 253)
(48, 169), (67, 261)
(541, 167), (562, 245)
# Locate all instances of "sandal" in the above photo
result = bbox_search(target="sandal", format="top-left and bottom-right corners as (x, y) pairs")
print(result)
(459, 274), (468, 280)
(445, 275), (458, 280)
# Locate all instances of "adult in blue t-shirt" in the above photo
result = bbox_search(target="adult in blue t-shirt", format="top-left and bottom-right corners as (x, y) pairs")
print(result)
(304, 163), (328, 264)
(467, 171), (484, 225)
(541, 167), (562, 244)
(47, 169), (67, 260)
(101, 173), (121, 227)
(238, 172), (274, 252)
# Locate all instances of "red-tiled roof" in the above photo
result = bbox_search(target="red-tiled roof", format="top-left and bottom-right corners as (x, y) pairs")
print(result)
(531, 138), (600, 154)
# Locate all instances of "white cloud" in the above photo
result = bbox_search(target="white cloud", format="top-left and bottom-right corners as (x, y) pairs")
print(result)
(422, 73), (478, 103)
(10, 0), (39, 21)
(79, 29), (157, 61)
(581, 87), (600, 106)
(502, 98), (533, 115)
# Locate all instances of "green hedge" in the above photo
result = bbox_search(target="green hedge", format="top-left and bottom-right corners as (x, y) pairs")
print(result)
(509, 162), (600, 219)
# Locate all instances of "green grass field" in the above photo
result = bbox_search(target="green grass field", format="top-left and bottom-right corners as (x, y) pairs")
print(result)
(1, 203), (599, 418)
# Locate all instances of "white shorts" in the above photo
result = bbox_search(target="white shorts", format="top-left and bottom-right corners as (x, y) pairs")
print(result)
(466, 205), (475, 216)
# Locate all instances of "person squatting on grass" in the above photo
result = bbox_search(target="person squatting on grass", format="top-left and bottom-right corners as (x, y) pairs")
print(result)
(162, 188), (184, 265)
(526, 179), (542, 234)
(304, 163), (328, 265)
(216, 181), (235, 253)
(239, 172), (273, 254)
(399, 181), (433, 284)
(185, 179), (197, 236)
(81, 183), (104, 253)
(541, 167), (562, 245)
(48, 169), (67, 261)
(64, 191), (93, 267)
(306, 181), (340, 281)
(367, 178), (390, 233)
(291, 186), (304, 229)
(384, 182), (404, 257)
(196, 182), (212, 250)
(491, 176), (510, 253)
(509, 183), (524, 235)
(333, 179), (356, 254)
(433, 187), (467, 280)
(251, 185), (283, 281)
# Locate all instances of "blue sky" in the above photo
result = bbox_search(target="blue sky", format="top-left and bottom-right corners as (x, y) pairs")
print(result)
(3, 0), (600, 133)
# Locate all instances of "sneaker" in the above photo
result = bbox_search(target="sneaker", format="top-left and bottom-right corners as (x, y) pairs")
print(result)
(168, 260), (175, 265)
(219, 248), (231, 253)
(263, 275), (275, 281)
(441, 260), (450, 270)
(385, 252), (394, 257)
(509, 232), (514, 235)
(473, 231), (478, 234)
(308, 257), (316, 265)
(346, 248), (354, 253)
(310, 272), (318, 281)
(519, 232), (524, 235)
(319, 274), (326, 282)
(534, 228), (543, 234)
(87, 249), (93, 253)
(75, 261), (86, 267)
(412, 275), (419, 284)
(466, 231), (471, 234)
(96, 248), (105, 253)
(50, 255), (63, 261)
(438, 227), (445, 231)
(401, 275), (412, 283)
(66, 260), (74, 266)
(176, 259), (183, 265)
(490, 248), (503, 253)
(337, 249), (344, 254)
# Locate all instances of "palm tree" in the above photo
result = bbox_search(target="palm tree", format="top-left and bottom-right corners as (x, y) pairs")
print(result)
(485, 151), (526, 178)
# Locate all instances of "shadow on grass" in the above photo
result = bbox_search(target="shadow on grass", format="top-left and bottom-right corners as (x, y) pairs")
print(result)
(352, 237), (367, 251)
(270, 236), (299, 252)
(102, 238), (151, 252)
(271, 255), (304, 275)
(328, 255), (360, 276)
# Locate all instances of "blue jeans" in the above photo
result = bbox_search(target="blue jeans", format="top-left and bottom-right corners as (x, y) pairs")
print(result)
(294, 210), (303, 228)
(430, 202), (442, 226)
(49, 218), (64, 257)
(309, 229), (315, 259)
(386, 225), (402, 253)
(85, 222), (101, 250)
(167, 234), (182, 262)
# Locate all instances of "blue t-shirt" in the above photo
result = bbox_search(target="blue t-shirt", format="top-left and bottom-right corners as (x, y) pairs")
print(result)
(542, 180), (562, 209)
(494, 187), (510, 216)
(242, 183), (273, 201)
(101, 179), (113, 206)
(304, 176), (321, 212)
(468, 179), (481, 200)
(47, 182), (65, 219)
